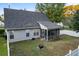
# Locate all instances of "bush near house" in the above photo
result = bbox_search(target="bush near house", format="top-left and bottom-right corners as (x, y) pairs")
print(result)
(0, 28), (8, 56)
(0, 29), (5, 37)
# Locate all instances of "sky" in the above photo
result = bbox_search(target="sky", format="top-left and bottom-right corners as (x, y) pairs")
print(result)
(0, 3), (79, 15)
(0, 3), (36, 15)
(65, 3), (79, 6)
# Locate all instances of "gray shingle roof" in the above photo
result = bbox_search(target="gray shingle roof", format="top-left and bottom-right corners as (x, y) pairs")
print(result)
(38, 21), (61, 30)
(4, 8), (61, 30)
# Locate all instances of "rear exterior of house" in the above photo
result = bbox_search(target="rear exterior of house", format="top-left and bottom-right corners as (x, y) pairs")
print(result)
(4, 8), (61, 43)
(5, 29), (40, 42)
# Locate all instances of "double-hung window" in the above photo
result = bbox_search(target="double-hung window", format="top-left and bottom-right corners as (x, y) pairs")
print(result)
(34, 32), (39, 36)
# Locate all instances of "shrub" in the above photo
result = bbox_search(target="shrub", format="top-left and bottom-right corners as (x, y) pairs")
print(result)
(0, 29), (5, 37)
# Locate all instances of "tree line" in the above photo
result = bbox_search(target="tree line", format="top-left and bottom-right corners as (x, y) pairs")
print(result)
(35, 3), (79, 31)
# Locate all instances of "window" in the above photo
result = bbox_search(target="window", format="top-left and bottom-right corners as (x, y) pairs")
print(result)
(37, 32), (39, 35)
(9, 31), (14, 39)
(34, 32), (36, 36)
(34, 32), (39, 36)
(10, 35), (14, 39)
(26, 33), (29, 37)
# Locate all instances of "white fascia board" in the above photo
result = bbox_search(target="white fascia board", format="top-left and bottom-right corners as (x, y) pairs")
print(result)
(38, 22), (47, 30)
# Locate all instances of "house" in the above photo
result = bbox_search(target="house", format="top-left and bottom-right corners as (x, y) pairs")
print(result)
(4, 8), (61, 43)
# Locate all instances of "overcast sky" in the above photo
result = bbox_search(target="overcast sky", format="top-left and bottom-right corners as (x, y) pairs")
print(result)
(0, 3), (79, 15)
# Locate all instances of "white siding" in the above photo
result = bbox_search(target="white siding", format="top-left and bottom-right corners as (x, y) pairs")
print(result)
(7, 29), (40, 42)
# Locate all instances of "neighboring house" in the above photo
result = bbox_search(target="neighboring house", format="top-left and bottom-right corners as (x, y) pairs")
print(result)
(4, 8), (61, 42)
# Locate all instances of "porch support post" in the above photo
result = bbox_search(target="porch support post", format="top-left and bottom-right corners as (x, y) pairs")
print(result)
(46, 29), (48, 41)
(5, 29), (10, 56)
(5, 29), (9, 42)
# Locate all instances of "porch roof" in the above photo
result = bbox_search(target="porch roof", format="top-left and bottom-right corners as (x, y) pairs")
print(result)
(38, 21), (61, 30)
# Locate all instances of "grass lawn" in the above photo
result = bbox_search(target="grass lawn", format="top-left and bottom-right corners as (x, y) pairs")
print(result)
(0, 37), (8, 56)
(10, 35), (79, 56)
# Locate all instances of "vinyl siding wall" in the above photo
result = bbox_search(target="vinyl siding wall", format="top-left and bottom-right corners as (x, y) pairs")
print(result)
(6, 29), (40, 42)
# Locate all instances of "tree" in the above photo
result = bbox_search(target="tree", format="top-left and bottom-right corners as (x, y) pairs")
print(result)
(36, 3), (65, 22)
(0, 16), (2, 21)
(72, 10), (79, 31)
(0, 14), (4, 22)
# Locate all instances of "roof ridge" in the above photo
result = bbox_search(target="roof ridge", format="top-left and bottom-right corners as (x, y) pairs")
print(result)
(4, 8), (43, 14)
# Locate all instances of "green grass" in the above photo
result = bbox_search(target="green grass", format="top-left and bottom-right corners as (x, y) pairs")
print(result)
(10, 35), (79, 56)
(0, 36), (8, 56)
